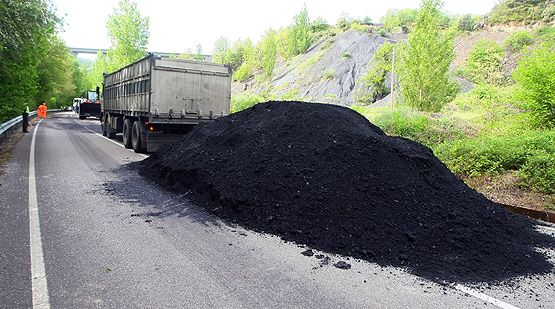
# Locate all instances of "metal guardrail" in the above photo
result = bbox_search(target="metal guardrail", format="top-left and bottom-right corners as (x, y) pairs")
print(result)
(0, 109), (61, 136)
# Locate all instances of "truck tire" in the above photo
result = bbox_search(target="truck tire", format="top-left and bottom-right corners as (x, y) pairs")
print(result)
(101, 114), (108, 136)
(79, 116), (86, 120)
(122, 118), (133, 149)
(131, 121), (146, 153)
(106, 115), (116, 139)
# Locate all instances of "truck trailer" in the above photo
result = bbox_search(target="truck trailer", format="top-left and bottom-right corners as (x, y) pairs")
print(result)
(100, 54), (232, 153)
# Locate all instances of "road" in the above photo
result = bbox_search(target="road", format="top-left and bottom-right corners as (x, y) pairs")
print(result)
(1, 112), (554, 308)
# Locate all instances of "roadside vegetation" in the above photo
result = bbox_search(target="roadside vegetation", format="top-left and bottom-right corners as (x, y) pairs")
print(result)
(0, 0), (150, 122)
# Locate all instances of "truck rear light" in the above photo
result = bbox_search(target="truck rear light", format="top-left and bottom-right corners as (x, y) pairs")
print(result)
(149, 126), (155, 132)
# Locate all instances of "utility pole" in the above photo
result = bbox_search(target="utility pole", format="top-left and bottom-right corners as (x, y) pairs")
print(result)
(390, 47), (395, 109)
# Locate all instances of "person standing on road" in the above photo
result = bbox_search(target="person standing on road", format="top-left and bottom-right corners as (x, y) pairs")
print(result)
(22, 104), (30, 133)
(38, 103), (47, 119)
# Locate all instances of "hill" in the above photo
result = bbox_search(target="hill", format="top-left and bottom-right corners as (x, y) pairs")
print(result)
(487, 0), (555, 26)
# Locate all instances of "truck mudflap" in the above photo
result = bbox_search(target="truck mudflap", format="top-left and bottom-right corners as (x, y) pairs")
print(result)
(146, 133), (184, 152)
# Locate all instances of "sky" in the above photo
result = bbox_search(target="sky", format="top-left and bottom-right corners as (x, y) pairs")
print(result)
(53, 0), (499, 58)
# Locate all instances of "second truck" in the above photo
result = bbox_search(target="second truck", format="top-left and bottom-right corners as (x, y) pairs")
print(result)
(100, 54), (232, 153)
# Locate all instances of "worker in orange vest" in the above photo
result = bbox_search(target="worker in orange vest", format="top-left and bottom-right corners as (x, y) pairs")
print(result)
(38, 103), (47, 119)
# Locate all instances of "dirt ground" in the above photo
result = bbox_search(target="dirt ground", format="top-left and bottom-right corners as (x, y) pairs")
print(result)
(466, 172), (555, 211)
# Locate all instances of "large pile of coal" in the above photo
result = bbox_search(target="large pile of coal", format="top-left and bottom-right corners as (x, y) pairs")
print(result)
(138, 101), (554, 283)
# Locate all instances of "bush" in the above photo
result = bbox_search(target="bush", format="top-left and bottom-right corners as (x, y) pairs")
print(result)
(230, 94), (266, 113)
(373, 108), (430, 141)
(456, 14), (480, 32)
(504, 31), (534, 52)
(519, 151), (555, 193)
(513, 44), (555, 127)
(436, 129), (555, 178)
(463, 39), (505, 84)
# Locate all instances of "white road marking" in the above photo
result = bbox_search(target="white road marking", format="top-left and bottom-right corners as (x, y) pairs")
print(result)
(28, 120), (51, 309)
(71, 115), (148, 159)
(454, 284), (520, 309)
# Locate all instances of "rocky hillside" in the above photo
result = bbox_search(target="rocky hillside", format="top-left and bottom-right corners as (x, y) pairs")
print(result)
(233, 30), (406, 106)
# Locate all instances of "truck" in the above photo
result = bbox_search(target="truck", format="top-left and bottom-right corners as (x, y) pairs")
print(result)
(100, 54), (232, 153)
(79, 90), (101, 119)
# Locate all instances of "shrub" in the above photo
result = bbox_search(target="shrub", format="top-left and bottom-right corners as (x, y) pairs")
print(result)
(373, 108), (430, 142)
(230, 94), (266, 113)
(504, 31), (534, 52)
(513, 44), (555, 127)
(520, 151), (555, 193)
(456, 14), (480, 32)
(463, 39), (505, 84)
(381, 8), (418, 33)
(436, 129), (555, 178)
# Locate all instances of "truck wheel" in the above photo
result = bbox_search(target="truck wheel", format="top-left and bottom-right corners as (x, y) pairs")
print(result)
(106, 116), (116, 139)
(79, 116), (86, 120)
(131, 121), (146, 153)
(122, 119), (133, 149)
(101, 114), (108, 136)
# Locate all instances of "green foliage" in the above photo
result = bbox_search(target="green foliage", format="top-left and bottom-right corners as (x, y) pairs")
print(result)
(230, 94), (266, 113)
(463, 39), (505, 84)
(513, 43), (555, 127)
(85, 52), (108, 90)
(520, 151), (555, 193)
(505, 31), (534, 52)
(535, 26), (555, 43)
(456, 14), (481, 32)
(381, 8), (418, 33)
(349, 22), (368, 32)
(488, 0), (555, 25)
(212, 37), (230, 64)
(374, 108), (430, 140)
(310, 17), (330, 33)
(286, 5), (313, 57)
(398, 0), (458, 112)
(436, 129), (555, 187)
(360, 42), (395, 102)
(106, 0), (150, 71)
(257, 30), (278, 78)
(0, 0), (81, 121)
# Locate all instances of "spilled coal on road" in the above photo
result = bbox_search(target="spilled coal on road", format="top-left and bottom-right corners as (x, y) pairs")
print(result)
(136, 101), (554, 284)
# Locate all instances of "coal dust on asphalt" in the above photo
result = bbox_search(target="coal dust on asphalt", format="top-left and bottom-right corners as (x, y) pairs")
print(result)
(136, 101), (554, 284)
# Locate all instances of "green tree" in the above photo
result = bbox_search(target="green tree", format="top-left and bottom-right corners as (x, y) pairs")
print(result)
(257, 30), (277, 78)
(514, 43), (555, 127)
(0, 0), (67, 121)
(381, 9), (418, 33)
(398, 0), (457, 112)
(213, 37), (230, 64)
(106, 0), (150, 71)
(288, 5), (312, 56)
(85, 51), (108, 90)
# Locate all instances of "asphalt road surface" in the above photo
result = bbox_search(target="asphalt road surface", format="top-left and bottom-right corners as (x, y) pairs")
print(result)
(1, 112), (554, 308)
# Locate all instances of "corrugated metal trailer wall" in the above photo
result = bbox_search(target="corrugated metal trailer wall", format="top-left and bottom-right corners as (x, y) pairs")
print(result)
(102, 56), (152, 115)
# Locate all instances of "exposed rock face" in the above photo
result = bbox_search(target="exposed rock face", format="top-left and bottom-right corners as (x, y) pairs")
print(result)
(234, 30), (404, 106)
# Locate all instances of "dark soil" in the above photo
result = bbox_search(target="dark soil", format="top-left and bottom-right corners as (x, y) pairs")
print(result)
(137, 101), (554, 284)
